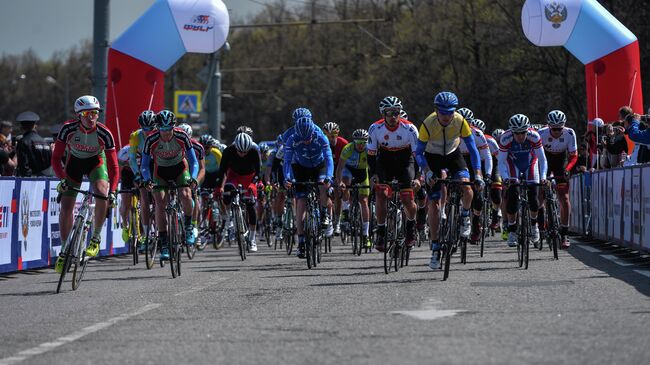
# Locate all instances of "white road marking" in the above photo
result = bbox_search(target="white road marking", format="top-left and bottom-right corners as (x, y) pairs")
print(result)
(0, 303), (161, 365)
(634, 270), (650, 278)
(601, 255), (635, 267)
(392, 298), (466, 321)
(577, 244), (602, 253)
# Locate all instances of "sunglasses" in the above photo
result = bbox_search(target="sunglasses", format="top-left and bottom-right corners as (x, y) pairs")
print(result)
(384, 109), (401, 117)
(159, 126), (174, 132)
(79, 110), (99, 117)
(354, 140), (367, 145)
(551, 127), (563, 132)
(437, 109), (454, 116)
(513, 131), (527, 135)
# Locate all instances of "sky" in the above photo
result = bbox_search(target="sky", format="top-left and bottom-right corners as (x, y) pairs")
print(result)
(0, 0), (266, 60)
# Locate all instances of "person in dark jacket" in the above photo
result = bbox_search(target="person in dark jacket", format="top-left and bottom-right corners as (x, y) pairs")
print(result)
(15, 111), (52, 177)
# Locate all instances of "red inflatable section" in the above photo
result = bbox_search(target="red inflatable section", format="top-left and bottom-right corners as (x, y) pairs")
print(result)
(105, 49), (165, 148)
(585, 41), (644, 122)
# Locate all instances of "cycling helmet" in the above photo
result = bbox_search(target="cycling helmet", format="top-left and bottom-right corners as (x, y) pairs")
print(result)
(399, 110), (409, 120)
(138, 110), (156, 130)
(156, 110), (177, 130)
(508, 114), (530, 132)
(259, 143), (270, 154)
(547, 110), (567, 127)
(492, 128), (505, 141)
(177, 123), (192, 137)
(532, 124), (544, 131)
(323, 122), (340, 134)
(117, 145), (130, 162)
(74, 95), (101, 113)
(379, 96), (403, 114)
(292, 107), (312, 122)
(236, 125), (253, 137)
(295, 116), (315, 141)
(276, 134), (284, 145)
(472, 119), (486, 132)
(218, 143), (227, 151)
(234, 132), (253, 153)
(352, 128), (369, 141)
(457, 107), (474, 122)
(433, 91), (459, 114)
(199, 134), (214, 146)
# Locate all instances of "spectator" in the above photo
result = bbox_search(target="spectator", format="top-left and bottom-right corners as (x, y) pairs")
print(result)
(0, 121), (12, 142)
(0, 134), (16, 176)
(15, 111), (52, 177)
(584, 118), (604, 169)
(601, 124), (628, 168)
(573, 143), (589, 173)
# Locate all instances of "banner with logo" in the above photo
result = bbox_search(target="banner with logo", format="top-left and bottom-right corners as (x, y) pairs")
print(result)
(642, 167), (650, 250)
(18, 180), (46, 265)
(169, 0), (230, 53)
(110, 186), (127, 254)
(0, 179), (16, 269)
(48, 181), (62, 258)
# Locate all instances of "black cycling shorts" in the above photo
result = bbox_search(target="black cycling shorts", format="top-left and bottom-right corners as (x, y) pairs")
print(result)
(292, 162), (326, 197)
(376, 153), (415, 190)
(426, 148), (469, 180)
(121, 167), (135, 190)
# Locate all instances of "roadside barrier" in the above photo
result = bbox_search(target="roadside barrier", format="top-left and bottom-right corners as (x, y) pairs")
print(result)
(0, 177), (128, 274)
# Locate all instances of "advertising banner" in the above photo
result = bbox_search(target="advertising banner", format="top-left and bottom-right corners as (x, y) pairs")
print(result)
(0, 180), (16, 267)
(19, 180), (46, 263)
(48, 181), (62, 258)
(630, 168), (640, 245)
(110, 187), (127, 253)
(643, 167), (650, 250)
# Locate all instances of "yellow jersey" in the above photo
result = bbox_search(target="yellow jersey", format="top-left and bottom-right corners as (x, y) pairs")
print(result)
(418, 112), (473, 155)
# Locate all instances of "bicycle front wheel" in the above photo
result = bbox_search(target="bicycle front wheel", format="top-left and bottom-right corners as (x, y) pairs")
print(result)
(145, 225), (158, 270)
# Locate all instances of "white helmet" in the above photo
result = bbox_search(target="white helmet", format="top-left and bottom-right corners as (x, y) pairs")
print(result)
(508, 114), (530, 132)
(323, 122), (340, 134)
(492, 128), (505, 141)
(234, 132), (253, 153)
(547, 110), (567, 127)
(472, 119), (486, 132)
(379, 96), (403, 114)
(177, 123), (192, 137)
(117, 145), (130, 162)
(74, 95), (101, 113)
(457, 107), (474, 122)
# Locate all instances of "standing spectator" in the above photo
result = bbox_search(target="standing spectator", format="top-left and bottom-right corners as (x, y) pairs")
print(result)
(0, 121), (12, 142)
(584, 118), (604, 169)
(0, 134), (16, 176)
(15, 111), (52, 177)
(623, 106), (650, 164)
(601, 124), (628, 168)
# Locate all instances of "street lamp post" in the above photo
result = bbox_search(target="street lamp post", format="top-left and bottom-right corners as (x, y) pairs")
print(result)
(45, 76), (70, 118)
(207, 42), (230, 141)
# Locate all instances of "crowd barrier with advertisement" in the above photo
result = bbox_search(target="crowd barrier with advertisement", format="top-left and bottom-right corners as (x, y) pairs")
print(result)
(0, 177), (128, 274)
(569, 165), (650, 253)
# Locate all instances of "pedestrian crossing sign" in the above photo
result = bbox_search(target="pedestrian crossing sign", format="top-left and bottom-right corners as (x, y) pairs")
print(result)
(174, 90), (202, 118)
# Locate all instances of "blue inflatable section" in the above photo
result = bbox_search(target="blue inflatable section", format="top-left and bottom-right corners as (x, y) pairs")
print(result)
(565, 0), (636, 64)
(111, 0), (186, 71)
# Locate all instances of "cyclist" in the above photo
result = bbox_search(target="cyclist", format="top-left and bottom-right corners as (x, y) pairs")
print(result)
(199, 134), (223, 247)
(484, 126), (504, 235)
(368, 96), (419, 251)
(256, 142), (273, 240)
(117, 145), (135, 243)
(415, 92), (483, 270)
(498, 114), (547, 247)
(52, 95), (119, 272)
(283, 116), (333, 258)
(336, 128), (372, 249)
(141, 110), (199, 260)
(323, 122), (348, 236)
(537, 110), (577, 249)
(128, 110), (157, 248)
(215, 132), (261, 252)
(178, 123), (205, 242)
(267, 134), (287, 241)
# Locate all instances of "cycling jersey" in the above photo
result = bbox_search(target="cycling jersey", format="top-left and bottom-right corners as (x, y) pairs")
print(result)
(216, 145), (261, 182)
(498, 129), (547, 182)
(339, 142), (368, 170)
(416, 112), (481, 172)
(331, 136), (348, 166)
(538, 126), (578, 174)
(118, 145), (130, 170)
(283, 128), (333, 181)
(141, 128), (198, 181)
(204, 146), (222, 173)
(485, 135), (499, 156)
(52, 119), (119, 192)
(191, 140), (205, 162)
(459, 126), (492, 175)
(128, 128), (153, 176)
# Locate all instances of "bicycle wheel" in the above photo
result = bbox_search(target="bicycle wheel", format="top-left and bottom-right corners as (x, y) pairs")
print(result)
(460, 238), (467, 264)
(233, 207), (246, 261)
(551, 233), (559, 260)
(442, 244), (451, 281)
(265, 211), (272, 247)
(305, 229), (313, 270)
(145, 224), (158, 270)
(315, 236), (321, 265)
(72, 223), (91, 291)
(55, 238), (75, 293)
(523, 223), (530, 270)
(169, 215), (178, 278)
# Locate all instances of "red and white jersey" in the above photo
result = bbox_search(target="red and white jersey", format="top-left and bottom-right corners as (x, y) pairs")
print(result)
(459, 127), (492, 175)
(367, 118), (418, 155)
(498, 129), (547, 182)
(537, 127), (578, 155)
(485, 134), (500, 156)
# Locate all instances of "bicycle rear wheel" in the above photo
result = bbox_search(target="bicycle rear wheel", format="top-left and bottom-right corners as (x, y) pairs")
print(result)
(145, 225), (158, 270)
(460, 238), (468, 264)
(442, 244), (451, 281)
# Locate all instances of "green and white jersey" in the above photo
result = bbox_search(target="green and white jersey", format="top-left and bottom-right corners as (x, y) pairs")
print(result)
(56, 119), (116, 159)
(143, 128), (193, 167)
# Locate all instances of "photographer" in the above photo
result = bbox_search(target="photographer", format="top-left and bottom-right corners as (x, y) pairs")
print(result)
(601, 124), (628, 168)
(623, 107), (650, 165)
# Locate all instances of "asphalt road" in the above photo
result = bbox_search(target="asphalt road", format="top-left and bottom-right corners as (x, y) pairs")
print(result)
(0, 234), (649, 365)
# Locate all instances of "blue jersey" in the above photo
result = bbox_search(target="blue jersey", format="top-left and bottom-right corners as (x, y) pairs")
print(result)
(283, 128), (333, 181)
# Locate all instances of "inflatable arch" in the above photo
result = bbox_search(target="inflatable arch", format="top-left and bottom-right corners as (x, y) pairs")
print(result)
(522, 0), (643, 123)
(105, 0), (229, 147)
